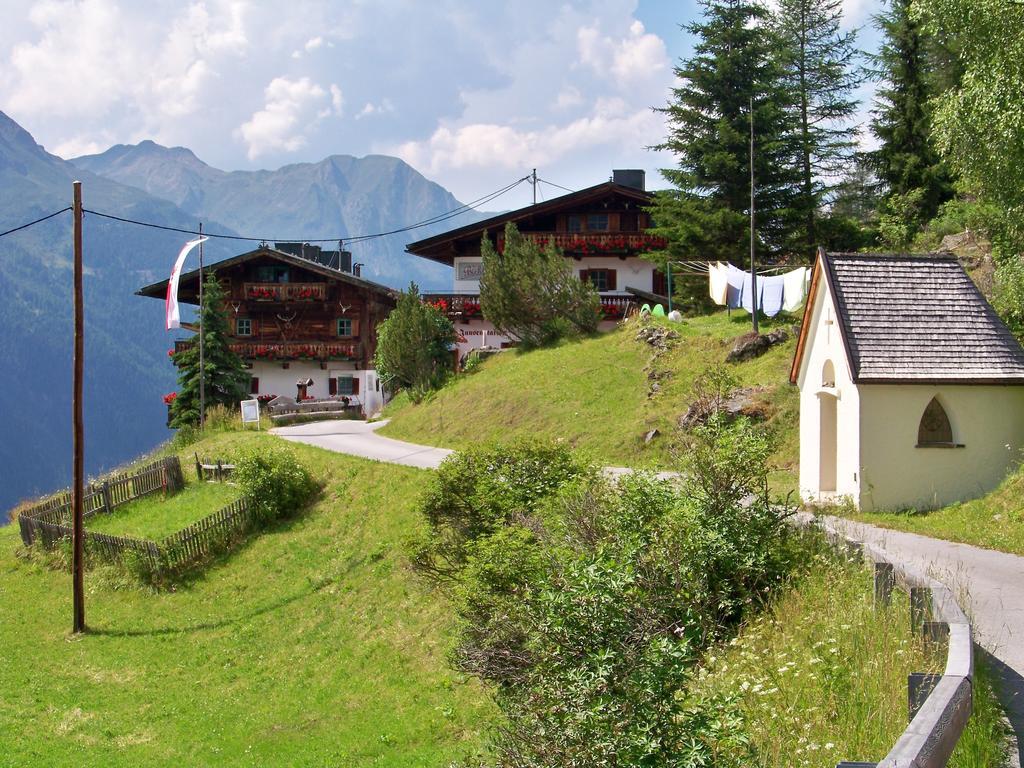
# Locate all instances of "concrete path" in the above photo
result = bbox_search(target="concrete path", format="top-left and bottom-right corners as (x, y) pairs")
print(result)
(273, 419), (1023, 763)
(272, 419), (453, 470)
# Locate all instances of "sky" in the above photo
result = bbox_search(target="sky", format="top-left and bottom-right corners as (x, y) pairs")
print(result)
(0, 0), (883, 211)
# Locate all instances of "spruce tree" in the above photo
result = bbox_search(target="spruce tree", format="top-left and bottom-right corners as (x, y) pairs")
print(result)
(169, 272), (250, 428)
(651, 0), (800, 267)
(869, 0), (953, 235)
(771, 0), (862, 252)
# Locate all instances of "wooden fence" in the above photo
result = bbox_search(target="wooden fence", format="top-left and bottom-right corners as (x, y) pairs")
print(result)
(18, 460), (256, 575)
(18, 456), (185, 547)
(159, 497), (256, 570)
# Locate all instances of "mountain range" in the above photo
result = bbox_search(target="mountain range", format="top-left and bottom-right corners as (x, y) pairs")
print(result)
(0, 110), (482, 513)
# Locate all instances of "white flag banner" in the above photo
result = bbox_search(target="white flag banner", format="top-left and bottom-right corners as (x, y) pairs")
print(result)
(165, 237), (208, 330)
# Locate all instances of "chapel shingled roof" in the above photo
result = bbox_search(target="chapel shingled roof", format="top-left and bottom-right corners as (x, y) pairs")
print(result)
(820, 251), (1024, 383)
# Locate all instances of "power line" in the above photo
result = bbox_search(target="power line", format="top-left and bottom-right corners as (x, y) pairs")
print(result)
(537, 177), (576, 195)
(0, 206), (72, 238)
(79, 175), (530, 246)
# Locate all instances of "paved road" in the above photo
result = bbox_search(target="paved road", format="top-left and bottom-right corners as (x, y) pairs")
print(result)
(273, 419), (1023, 763)
(273, 419), (453, 469)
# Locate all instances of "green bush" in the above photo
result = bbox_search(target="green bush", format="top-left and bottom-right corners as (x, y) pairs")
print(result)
(417, 409), (801, 768)
(410, 440), (593, 577)
(235, 445), (317, 523)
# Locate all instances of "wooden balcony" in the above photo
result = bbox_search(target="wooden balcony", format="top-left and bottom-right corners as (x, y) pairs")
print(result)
(421, 293), (636, 321)
(496, 232), (668, 254)
(242, 282), (327, 302)
(174, 339), (359, 360)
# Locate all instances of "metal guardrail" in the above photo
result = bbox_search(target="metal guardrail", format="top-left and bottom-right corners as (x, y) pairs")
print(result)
(810, 516), (973, 768)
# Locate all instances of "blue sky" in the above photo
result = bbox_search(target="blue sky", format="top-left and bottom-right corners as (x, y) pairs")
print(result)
(0, 0), (882, 211)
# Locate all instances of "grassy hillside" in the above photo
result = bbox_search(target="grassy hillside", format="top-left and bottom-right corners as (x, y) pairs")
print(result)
(381, 312), (800, 484)
(849, 463), (1024, 556)
(0, 431), (492, 767)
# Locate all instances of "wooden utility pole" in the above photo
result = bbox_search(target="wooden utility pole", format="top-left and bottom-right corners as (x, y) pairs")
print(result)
(72, 181), (85, 634)
(198, 222), (205, 429)
(750, 97), (759, 335)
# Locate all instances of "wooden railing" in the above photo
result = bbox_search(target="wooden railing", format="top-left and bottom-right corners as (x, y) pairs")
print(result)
(175, 339), (359, 360)
(422, 293), (637, 321)
(242, 282), (327, 302)
(809, 516), (974, 768)
(496, 232), (668, 254)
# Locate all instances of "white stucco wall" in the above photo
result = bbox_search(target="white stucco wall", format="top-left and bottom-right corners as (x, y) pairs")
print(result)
(248, 360), (386, 416)
(450, 255), (657, 295)
(797, 280), (862, 505)
(858, 384), (1024, 511)
(571, 256), (656, 293)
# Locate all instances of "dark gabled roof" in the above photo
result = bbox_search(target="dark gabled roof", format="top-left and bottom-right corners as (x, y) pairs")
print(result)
(794, 250), (1024, 384)
(406, 180), (653, 265)
(136, 246), (396, 303)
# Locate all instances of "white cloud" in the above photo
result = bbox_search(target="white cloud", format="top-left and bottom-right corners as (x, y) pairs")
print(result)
(50, 136), (106, 158)
(393, 105), (663, 175)
(330, 84), (344, 115)
(576, 19), (668, 88)
(305, 36), (324, 52)
(356, 98), (394, 119)
(555, 86), (583, 110)
(237, 76), (335, 159)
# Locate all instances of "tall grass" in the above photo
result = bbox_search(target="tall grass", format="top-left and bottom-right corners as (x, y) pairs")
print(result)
(697, 549), (1008, 767)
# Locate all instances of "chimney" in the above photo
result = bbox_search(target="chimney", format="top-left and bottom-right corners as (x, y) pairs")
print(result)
(612, 169), (645, 191)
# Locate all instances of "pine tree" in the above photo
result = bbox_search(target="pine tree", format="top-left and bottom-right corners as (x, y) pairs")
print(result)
(374, 283), (456, 399)
(652, 0), (800, 270)
(869, 0), (954, 234)
(169, 272), (250, 428)
(771, 0), (862, 252)
(480, 223), (600, 348)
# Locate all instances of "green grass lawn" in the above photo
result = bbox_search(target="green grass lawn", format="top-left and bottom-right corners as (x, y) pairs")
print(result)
(0, 430), (493, 767)
(381, 311), (799, 482)
(847, 464), (1024, 556)
(85, 481), (240, 541)
(698, 549), (1007, 767)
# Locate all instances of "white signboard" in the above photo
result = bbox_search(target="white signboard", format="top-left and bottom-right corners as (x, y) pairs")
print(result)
(457, 261), (483, 281)
(240, 398), (261, 429)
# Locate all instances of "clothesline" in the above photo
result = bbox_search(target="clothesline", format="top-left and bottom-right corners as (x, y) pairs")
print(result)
(670, 259), (814, 277)
(707, 261), (810, 317)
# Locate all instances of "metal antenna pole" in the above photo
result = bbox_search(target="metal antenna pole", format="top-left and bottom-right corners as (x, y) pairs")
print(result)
(532, 168), (537, 205)
(750, 97), (759, 335)
(666, 260), (673, 314)
(198, 222), (205, 429)
(71, 180), (85, 634)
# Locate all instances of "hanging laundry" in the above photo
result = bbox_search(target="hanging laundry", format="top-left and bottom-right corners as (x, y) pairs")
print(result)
(741, 272), (761, 314)
(708, 261), (729, 306)
(725, 265), (745, 309)
(760, 275), (785, 318)
(782, 267), (809, 313)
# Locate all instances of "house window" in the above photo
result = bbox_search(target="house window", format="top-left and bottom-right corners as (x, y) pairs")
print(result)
(587, 213), (609, 231)
(237, 318), (253, 337)
(917, 396), (961, 447)
(822, 360), (835, 388)
(567, 215), (583, 233)
(337, 318), (353, 337)
(329, 375), (360, 396)
(250, 377), (259, 394)
(584, 269), (617, 292)
(256, 265), (290, 283)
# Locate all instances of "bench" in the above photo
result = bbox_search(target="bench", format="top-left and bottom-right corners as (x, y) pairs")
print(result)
(195, 454), (235, 482)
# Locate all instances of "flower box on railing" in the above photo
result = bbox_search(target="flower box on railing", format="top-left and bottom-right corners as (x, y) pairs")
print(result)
(496, 232), (669, 255)
(242, 283), (327, 302)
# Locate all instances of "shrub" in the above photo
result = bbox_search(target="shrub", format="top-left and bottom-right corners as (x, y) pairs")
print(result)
(235, 445), (317, 523)
(410, 440), (593, 578)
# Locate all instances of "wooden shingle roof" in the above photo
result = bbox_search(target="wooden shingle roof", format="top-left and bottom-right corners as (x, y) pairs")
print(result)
(822, 251), (1024, 383)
